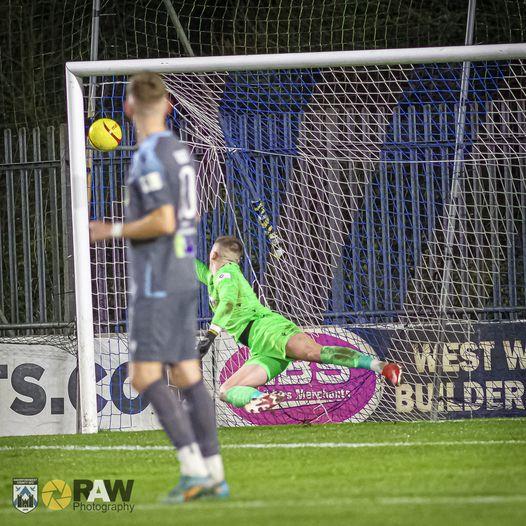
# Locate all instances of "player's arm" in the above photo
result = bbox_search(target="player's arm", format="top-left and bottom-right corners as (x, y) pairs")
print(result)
(90, 168), (174, 243)
(210, 274), (238, 330)
(195, 259), (211, 284)
(89, 204), (175, 242)
(197, 273), (238, 358)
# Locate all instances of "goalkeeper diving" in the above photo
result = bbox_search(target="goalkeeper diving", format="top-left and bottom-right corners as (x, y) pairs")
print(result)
(196, 236), (402, 413)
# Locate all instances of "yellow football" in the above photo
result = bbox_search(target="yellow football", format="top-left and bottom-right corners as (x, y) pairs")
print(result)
(88, 118), (122, 152)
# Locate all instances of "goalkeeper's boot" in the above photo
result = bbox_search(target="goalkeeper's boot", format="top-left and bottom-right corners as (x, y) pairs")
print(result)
(163, 475), (214, 504)
(381, 363), (403, 387)
(244, 391), (286, 413)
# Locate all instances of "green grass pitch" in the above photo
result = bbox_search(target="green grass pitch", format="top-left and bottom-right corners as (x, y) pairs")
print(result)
(1, 418), (525, 526)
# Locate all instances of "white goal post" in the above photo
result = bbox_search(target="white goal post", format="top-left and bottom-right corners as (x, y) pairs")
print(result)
(65, 43), (526, 434)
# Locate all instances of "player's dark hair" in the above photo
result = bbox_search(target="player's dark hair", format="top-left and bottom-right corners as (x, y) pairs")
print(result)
(127, 72), (166, 104)
(215, 236), (243, 261)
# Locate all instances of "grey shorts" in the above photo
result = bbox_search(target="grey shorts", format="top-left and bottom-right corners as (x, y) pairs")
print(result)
(128, 289), (198, 363)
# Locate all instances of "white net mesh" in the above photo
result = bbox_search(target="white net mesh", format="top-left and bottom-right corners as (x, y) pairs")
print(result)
(88, 57), (526, 429)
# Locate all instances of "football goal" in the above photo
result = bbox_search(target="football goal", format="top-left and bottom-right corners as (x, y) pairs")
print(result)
(66, 43), (526, 433)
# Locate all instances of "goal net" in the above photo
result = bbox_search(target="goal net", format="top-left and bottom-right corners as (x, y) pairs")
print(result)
(71, 45), (526, 432)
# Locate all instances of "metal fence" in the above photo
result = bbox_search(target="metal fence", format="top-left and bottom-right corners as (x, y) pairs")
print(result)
(0, 125), (75, 336)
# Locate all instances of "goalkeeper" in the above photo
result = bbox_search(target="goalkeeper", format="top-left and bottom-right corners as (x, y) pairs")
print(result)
(196, 236), (402, 413)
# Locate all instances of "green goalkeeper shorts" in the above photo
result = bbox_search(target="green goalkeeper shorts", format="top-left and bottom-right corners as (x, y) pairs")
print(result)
(243, 312), (301, 381)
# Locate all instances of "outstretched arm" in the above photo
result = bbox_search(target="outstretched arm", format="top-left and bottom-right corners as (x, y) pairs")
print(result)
(209, 274), (238, 332)
(195, 259), (211, 284)
(197, 273), (238, 358)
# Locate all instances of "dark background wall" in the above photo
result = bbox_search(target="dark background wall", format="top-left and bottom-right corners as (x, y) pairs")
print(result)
(1, 0), (525, 129)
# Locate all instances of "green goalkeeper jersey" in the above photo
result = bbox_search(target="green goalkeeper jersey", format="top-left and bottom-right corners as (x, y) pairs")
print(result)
(195, 259), (272, 342)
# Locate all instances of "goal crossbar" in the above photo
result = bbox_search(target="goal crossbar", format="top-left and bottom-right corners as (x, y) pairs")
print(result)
(66, 43), (526, 76)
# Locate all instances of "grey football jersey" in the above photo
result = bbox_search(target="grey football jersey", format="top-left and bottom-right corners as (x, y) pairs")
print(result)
(125, 130), (197, 297)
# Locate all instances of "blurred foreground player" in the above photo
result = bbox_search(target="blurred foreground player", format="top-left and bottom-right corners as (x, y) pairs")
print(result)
(196, 236), (402, 413)
(89, 73), (228, 503)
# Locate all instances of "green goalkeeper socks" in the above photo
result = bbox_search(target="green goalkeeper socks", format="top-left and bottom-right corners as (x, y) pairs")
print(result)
(224, 386), (262, 407)
(320, 345), (380, 371)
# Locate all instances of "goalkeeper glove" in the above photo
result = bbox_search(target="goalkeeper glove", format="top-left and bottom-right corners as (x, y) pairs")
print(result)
(197, 328), (219, 358)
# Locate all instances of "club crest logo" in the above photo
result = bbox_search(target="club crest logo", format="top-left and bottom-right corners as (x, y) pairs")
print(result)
(13, 478), (38, 513)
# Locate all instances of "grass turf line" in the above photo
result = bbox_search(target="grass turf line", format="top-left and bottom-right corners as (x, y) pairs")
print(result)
(0, 418), (525, 526)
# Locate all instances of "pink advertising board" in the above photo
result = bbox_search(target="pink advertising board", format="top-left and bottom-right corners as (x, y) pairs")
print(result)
(219, 330), (383, 425)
